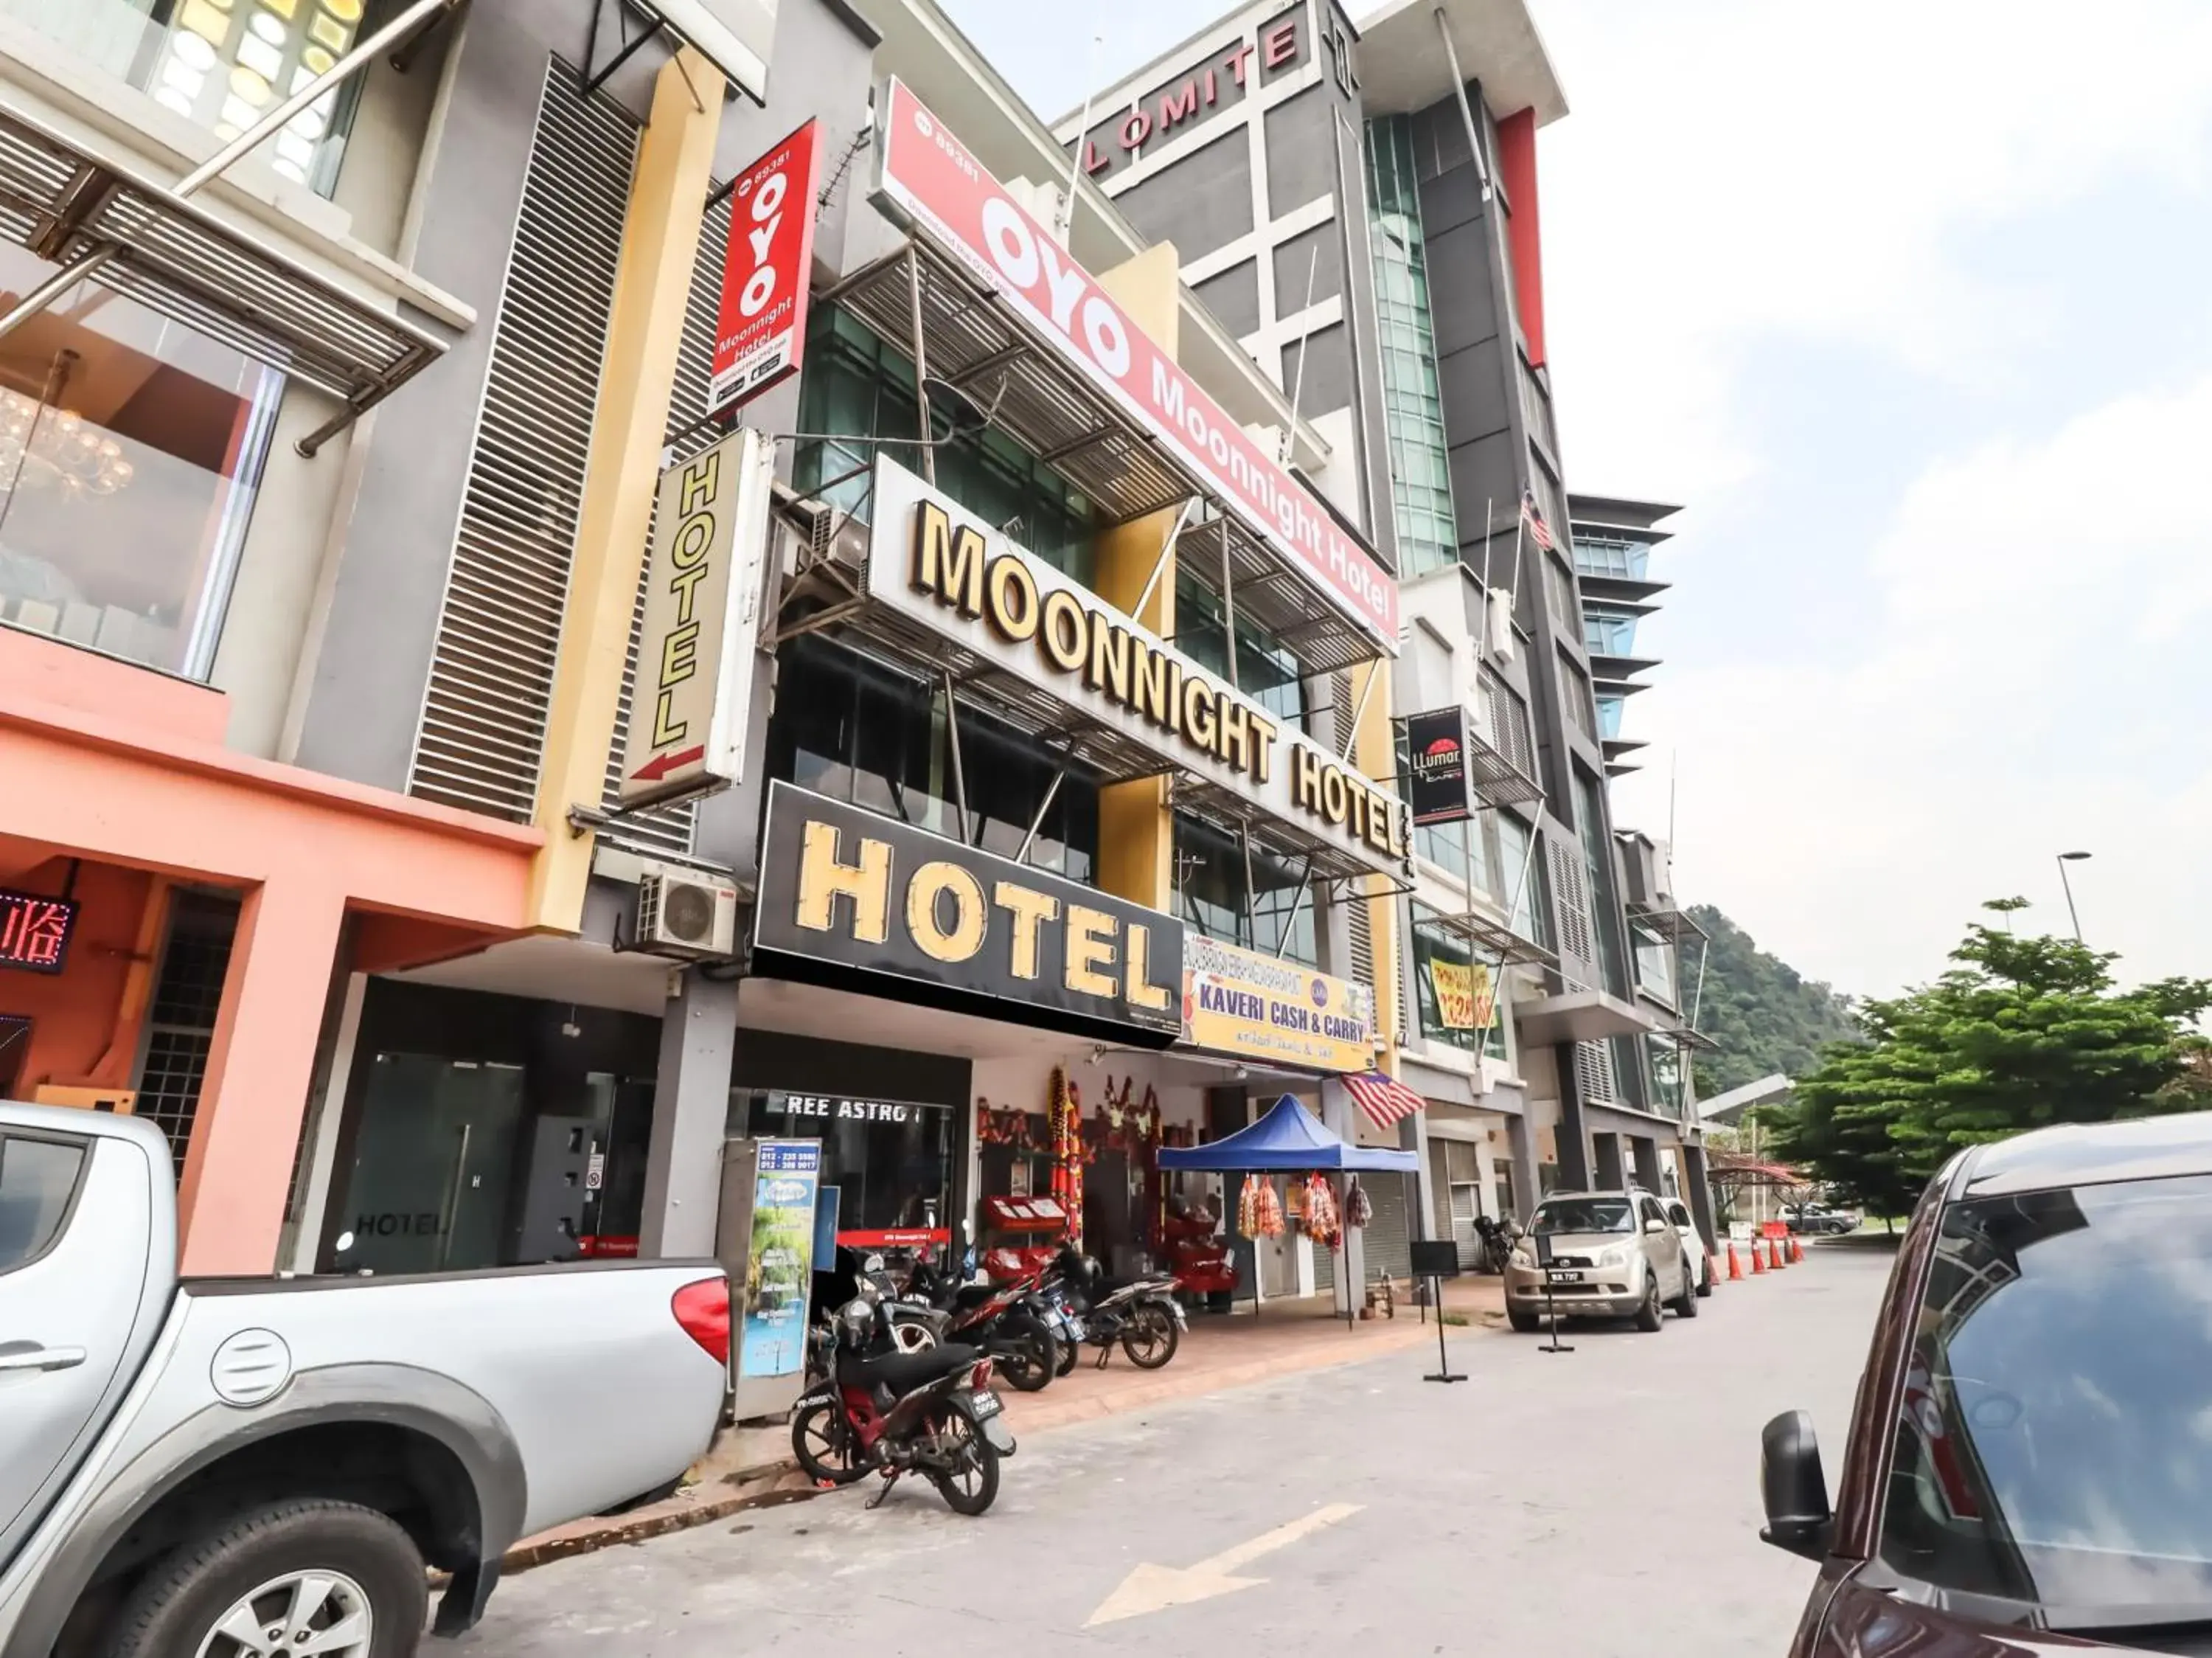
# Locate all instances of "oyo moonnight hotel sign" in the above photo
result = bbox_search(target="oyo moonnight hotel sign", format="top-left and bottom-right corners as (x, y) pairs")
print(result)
(868, 457), (1406, 875)
(871, 76), (1398, 653)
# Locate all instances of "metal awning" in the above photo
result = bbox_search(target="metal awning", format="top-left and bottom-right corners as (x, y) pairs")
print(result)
(1425, 906), (1557, 968)
(771, 502), (1397, 889)
(1652, 1023), (1720, 1052)
(1461, 726), (1545, 808)
(1627, 901), (1708, 943)
(823, 243), (1385, 677)
(0, 103), (446, 456)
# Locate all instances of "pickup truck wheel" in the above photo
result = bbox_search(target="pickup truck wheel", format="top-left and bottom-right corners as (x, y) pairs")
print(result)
(105, 1499), (425, 1658)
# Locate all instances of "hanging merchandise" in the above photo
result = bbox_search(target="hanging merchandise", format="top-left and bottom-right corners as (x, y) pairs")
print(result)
(1237, 1173), (1262, 1237)
(1345, 1174), (1373, 1230)
(1048, 1066), (1085, 1249)
(1251, 1177), (1286, 1239)
(1304, 1174), (1342, 1249)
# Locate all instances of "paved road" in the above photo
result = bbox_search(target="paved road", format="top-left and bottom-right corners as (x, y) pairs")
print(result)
(458, 1246), (1892, 1657)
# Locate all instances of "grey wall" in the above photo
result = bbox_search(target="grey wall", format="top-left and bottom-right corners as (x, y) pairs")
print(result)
(1112, 131), (1253, 263)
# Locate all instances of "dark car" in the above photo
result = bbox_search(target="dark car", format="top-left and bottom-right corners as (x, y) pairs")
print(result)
(1761, 1111), (2212, 1654)
(1785, 1203), (1860, 1237)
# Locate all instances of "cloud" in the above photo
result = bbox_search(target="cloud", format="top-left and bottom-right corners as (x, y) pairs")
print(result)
(1630, 372), (2212, 996)
(1534, 0), (2212, 500)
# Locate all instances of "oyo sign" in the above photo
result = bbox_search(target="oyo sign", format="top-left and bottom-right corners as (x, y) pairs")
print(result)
(872, 77), (1397, 653)
(710, 119), (822, 413)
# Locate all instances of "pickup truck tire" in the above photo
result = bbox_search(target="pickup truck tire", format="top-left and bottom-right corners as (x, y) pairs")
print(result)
(105, 1499), (427, 1658)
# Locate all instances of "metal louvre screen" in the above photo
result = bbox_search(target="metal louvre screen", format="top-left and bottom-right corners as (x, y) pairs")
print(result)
(408, 61), (639, 820)
(1575, 1038), (1619, 1106)
(595, 193), (742, 856)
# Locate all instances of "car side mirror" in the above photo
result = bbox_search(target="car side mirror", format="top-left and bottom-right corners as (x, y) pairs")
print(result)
(1760, 1410), (1834, 1561)
(1644, 1218), (1668, 1235)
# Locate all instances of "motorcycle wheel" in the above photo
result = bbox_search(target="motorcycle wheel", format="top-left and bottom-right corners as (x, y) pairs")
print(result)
(930, 1410), (1001, 1516)
(1120, 1304), (1179, 1370)
(790, 1401), (869, 1487)
(994, 1313), (1059, 1393)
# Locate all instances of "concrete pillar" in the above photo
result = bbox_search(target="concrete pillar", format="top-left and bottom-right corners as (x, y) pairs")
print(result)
(1593, 1131), (1625, 1190)
(1630, 1134), (1663, 1196)
(177, 881), (347, 1276)
(1554, 1041), (1592, 1188)
(641, 970), (741, 1258)
(1681, 1140), (1719, 1252)
(1505, 1114), (1540, 1223)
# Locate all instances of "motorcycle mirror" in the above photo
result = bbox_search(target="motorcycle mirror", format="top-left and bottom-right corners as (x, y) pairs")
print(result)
(863, 1252), (885, 1273)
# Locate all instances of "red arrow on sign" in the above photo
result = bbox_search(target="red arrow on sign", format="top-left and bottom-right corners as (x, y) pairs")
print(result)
(630, 745), (706, 784)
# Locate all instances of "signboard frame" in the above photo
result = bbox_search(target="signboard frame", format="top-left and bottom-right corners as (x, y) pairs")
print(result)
(0, 889), (75, 975)
(1405, 707), (1475, 827)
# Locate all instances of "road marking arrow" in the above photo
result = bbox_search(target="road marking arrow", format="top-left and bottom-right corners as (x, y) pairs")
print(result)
(1083, 1502), (1363, 1627)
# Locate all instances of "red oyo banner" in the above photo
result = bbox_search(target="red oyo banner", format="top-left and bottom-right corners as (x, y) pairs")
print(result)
(710, 118), (823, 414)
(872, 77), (1398, 653)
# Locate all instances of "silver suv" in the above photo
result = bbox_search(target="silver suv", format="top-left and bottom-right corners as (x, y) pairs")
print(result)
(1505, 1190), (1697, 1333)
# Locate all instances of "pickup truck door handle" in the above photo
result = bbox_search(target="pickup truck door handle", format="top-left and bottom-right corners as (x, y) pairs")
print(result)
(0, 1345), (88, 1373)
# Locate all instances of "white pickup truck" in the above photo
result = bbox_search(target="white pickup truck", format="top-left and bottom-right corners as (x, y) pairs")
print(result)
(0, 1102), (730, 1657)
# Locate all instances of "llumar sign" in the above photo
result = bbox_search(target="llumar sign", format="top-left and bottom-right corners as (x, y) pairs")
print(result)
(753, 783), (1186, 1043)
(872, 76), (1397, 653)
(618, 427), (774, 809)
(867, 457), (1405, 875)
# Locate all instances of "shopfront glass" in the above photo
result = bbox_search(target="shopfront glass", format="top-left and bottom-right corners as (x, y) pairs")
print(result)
(334, 1054), (525, 1274)
(730, 1091), (956, 1241)
(0, 246), (282, 678)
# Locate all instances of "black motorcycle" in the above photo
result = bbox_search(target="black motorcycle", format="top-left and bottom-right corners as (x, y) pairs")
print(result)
(901, 1256), (1062, 1392)
(1049, 1246), (1185, 1370)
(790, 1286), (1015, 1515)
(1472, 1215), (1520, 1275)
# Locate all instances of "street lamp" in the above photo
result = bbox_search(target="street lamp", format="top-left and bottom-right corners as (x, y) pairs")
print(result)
(2056, 851), (2091, 944)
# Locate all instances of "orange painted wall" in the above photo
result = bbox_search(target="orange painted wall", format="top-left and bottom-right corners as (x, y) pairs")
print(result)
(0, 857), (156, 1095)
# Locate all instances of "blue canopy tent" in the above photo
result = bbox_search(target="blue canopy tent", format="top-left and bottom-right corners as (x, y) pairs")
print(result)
(1158, 1097), (1418, 1324)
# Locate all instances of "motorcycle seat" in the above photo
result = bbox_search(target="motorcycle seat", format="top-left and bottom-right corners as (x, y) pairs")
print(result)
(838, 1342), (987, 1393)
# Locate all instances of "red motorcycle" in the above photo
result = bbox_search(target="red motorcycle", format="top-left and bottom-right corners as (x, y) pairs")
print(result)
(790, 1293), (1015, 1515)
(901, 1257), (1062, 1392)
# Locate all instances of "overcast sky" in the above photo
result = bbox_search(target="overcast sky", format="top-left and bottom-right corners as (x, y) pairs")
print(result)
(939, 0), (2212, 1000)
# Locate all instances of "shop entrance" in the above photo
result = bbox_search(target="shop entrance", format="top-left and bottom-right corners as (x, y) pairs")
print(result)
(731, 1091), (956, 1248)
(336, 1054), (525, 1274)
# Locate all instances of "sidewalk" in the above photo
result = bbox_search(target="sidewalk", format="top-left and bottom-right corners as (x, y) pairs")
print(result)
(497, 1276), (1510, 1573)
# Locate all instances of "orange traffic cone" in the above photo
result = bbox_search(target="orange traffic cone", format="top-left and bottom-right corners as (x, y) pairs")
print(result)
(1790, 1236), (1805, 1265)
(1768, 1238), (1784, 1271)
(1750, 1241), (1766, 1274)
(1727, 1242), (1744, 1280)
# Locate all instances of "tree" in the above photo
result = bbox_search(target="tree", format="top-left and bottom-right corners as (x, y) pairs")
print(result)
(1683, 905), (1860, 1097)
(1764, 899), (2212, 1210)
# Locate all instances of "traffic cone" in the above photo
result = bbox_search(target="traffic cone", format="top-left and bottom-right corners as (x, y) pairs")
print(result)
(1767, 1238), (1784, 1271)
(1790, 1236), (1805, 1265)
(1750, 1241), (1766, 1274)
(1775, 1238), (1790, 1270)
(1727, 1242), (1743, 1280)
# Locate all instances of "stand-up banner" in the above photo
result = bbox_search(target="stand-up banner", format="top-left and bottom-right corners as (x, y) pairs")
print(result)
(872, 76), (1398, 653)
(709, 119), (822, 413)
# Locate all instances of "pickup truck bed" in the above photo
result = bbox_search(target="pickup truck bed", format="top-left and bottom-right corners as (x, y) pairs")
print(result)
(0, 1103), (728, 1657)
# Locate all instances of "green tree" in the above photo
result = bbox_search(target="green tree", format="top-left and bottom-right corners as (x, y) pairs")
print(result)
(1766, 899), (2211, 1209)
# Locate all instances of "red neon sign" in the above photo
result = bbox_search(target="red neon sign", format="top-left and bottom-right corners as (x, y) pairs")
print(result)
(0, 889), (74, 975)
(873, 78), (1398, 652)
(709, 119), (824, 414)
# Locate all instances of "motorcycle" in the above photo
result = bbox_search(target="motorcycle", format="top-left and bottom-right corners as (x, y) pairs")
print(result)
(1051, 1246), (1186, 1370)
(790, 1285), (1015, 1515)
(813, 1248), (951, 1356)
(1472, 1215), (1520, 1275)
(902, 1256), (1062, 1392)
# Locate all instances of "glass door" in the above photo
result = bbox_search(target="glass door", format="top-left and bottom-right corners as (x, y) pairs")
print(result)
(332, 1054), (524, 1274)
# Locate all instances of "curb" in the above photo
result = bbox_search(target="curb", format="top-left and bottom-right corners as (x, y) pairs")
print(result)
(498, 1460), (817, 1577)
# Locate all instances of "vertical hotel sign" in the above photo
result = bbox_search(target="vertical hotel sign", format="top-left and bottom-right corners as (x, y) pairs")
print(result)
(709, 119), (822, 413)
(870, 77), (1399, 654)
(618, 427), (776, 809)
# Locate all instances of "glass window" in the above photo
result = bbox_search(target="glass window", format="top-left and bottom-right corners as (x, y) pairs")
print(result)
(1533, 1196), (1632, 1235)
(1598, 696), (1624, 740)
(1363, 114), (1459, 578)
(1173, 812), (1314, 965)
(0, 1133), (86, 1271)
(1878, 1176), (2212, 1630)
(1574, 769), (1628, 996)
(1409, 905), (1506, 1059)
(1498, 811), (1548, 948)
(1583, 609), (1639, 656)
(736, 1092), (953, 1235)
(1174, 569), (1307, 732)
(1645, 1035), (1683, 1119)
(0, 247), (282, 678)
(1, 0), (377, 192)
(1634, 924), (1676, 1003)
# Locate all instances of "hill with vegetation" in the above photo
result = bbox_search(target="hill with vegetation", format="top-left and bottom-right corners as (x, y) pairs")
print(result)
(1683, 904), (1860, 1097)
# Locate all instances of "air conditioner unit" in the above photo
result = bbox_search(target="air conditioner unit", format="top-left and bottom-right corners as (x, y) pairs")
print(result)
(635, 866), (739, 961)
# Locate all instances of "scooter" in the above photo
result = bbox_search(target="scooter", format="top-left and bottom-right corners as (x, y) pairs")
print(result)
(790, 1284), (1015, 1515)
(1050, 1246), (1186, 1370)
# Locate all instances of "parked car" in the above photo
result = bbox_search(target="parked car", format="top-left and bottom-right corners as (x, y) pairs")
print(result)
(0, 1102), (731, 1657)
(1760, 1109), (2212, 1654)
(1664, 1196), (1715, 1297)
(1505, 1190), (1697, 1333)
(1784, 1202), (1860, 1236)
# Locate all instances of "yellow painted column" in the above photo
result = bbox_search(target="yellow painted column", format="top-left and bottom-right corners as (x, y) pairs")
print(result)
(1092, 243), (1183, 913)
(526, 49), (726, 931)
(1351, 659), (1405, 1072)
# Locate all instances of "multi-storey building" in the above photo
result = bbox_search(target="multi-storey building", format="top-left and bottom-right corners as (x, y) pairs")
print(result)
(0, 0), (1433, 1305)
(1568, 492), (1676, 778)
(1057, 0), (1718, 1256)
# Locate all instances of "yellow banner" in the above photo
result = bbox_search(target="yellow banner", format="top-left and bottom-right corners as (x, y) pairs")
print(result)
(1182, 936), (1375, 1074)
(1427, 958), (1495, 1031)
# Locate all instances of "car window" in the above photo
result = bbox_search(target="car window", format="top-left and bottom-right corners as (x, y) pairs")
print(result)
(1879, 1174), (2212, 1630)
(1667, 1201), (1691, 1227)
(0, 1134), (87, 1272)
(1533, 1198), (1632, 1235)
(1639, 1197), (1665, 1227)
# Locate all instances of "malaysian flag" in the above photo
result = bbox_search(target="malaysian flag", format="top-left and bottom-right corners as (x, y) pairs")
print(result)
(1343, 1069), (1425, 1132)
(1520, 490), (1557, 553)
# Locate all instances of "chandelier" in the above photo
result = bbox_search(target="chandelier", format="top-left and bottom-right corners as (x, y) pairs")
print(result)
(0, 386), (135, 499)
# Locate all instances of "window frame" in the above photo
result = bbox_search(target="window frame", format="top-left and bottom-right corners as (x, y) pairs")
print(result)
(0, 1127), (91, 1280)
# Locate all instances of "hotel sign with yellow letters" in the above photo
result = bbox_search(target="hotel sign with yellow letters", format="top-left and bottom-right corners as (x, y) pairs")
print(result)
(866, 456), (1406, 878)
(753, 782), (1187, 1044)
